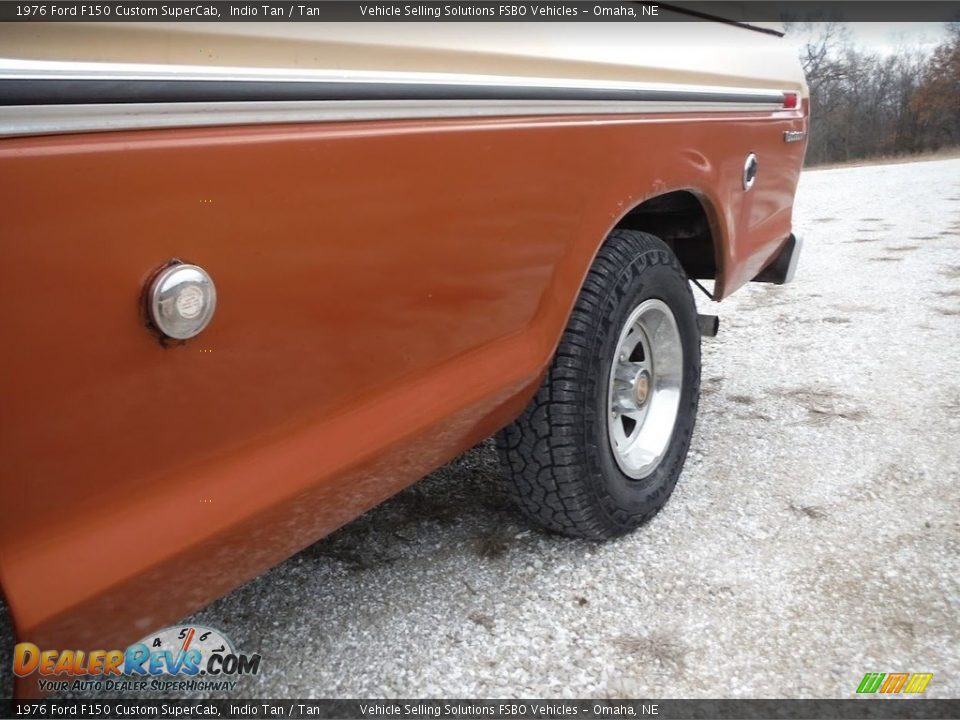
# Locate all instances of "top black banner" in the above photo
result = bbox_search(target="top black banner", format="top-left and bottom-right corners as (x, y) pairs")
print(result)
(1, 1), (959, 23)
(2, 699), (960, 720)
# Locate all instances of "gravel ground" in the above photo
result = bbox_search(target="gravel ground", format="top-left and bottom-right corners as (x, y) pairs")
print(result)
(2, 158), (959, 699)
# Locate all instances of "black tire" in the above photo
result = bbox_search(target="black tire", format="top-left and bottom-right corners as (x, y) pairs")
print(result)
(496, 229), (701, 540)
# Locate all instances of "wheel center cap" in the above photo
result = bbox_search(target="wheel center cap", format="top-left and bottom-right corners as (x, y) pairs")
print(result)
(634, 371), (651, 405)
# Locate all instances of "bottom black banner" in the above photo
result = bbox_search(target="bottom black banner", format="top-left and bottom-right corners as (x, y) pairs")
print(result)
(1, 699), (958, 720)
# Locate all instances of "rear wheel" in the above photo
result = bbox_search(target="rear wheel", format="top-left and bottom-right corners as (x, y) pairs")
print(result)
(496, 229), (701, 540)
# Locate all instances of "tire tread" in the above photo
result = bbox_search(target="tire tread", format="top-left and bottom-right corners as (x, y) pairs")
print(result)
(495, 229), (700, 540)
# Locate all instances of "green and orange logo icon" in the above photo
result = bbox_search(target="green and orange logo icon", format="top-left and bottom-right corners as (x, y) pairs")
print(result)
(856, 672), (933, 694)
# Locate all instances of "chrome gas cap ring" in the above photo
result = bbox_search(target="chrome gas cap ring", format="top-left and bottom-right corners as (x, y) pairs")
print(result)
(148, 262), (217, 340)
(743, 152), (759, 191)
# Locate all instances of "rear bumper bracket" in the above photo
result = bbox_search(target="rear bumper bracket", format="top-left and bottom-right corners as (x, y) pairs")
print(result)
(753, 233), (802, 285)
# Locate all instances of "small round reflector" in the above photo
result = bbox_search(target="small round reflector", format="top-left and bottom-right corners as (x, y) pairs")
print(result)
(784, 92), (799, 109)
(148, 263), (216, 339)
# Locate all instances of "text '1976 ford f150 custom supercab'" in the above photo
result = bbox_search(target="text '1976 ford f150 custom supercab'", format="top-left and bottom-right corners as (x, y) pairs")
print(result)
(0, 13), (807, 697)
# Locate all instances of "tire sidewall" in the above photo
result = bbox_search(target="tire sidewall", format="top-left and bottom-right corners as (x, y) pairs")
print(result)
(585, 247), (701, 525)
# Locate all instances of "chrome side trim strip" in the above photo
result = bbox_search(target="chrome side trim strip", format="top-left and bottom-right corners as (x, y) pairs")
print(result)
(0, 99), (785, 138)
(0, 58), (786, 101)
(0, 58), (789, 136)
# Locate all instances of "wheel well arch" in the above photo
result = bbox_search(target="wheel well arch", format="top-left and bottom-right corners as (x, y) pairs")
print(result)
(610, 190), (723, 286)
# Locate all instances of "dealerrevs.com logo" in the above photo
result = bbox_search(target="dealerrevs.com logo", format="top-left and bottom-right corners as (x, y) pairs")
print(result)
(13, 625), (261, 694)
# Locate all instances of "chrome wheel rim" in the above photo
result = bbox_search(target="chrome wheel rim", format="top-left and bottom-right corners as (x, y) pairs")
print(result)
(607, 299), (684, 479)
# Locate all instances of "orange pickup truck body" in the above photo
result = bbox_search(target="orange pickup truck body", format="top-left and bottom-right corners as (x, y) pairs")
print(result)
(0, 21), (808, 696)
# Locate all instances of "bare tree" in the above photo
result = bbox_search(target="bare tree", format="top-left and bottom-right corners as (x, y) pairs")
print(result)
(784, 22), (960, 166)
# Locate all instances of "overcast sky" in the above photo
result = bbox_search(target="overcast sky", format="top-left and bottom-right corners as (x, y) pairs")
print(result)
(845, 22), (951, 54)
